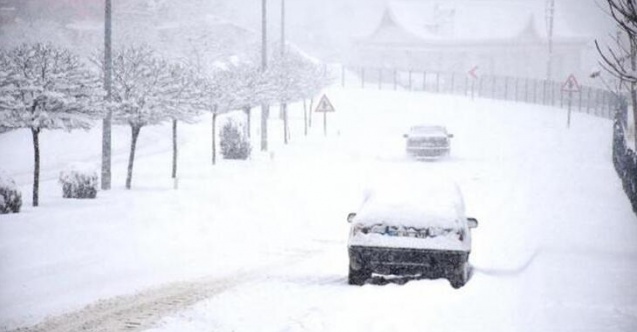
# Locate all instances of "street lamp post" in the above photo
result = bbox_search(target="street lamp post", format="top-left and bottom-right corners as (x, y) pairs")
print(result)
(261, 0), (269, 151)
(101, 0), (113, 190)
(545, 0), (555, 81)
(281, 0), (288, 144)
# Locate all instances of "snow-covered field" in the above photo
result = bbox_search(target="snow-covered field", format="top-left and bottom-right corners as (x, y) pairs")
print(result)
(1, 87), (636, 331)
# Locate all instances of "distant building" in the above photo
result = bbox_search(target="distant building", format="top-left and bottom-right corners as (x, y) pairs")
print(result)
(350, 0), (590, 81)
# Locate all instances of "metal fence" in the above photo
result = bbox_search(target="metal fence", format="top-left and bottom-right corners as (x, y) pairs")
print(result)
(341, 66), (619, 120)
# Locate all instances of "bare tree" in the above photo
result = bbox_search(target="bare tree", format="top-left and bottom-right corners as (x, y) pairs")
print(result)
(596, 0), (637, 146)
(269, 48), (332, 138)
(163, 63), (205, 179)
(0, 43), (102, 206)
(201, 63), (264, 164)
(103, 45), (181, 189)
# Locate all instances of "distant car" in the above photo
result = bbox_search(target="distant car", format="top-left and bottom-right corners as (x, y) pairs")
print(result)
(346, 177), (478, 288)
(403, 125), (453, 158)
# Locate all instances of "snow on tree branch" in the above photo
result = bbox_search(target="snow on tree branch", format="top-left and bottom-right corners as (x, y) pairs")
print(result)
(0, 43), (103, 132)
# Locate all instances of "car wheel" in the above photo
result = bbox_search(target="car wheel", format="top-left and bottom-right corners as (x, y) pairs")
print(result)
(449, 262), (469, 289)
(348, 264), (370, 286)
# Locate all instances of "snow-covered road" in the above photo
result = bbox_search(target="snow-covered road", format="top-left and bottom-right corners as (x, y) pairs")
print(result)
(1, 87), (636, 331)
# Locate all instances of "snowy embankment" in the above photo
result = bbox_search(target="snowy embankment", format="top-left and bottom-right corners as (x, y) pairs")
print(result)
(1, 86), (636, 331)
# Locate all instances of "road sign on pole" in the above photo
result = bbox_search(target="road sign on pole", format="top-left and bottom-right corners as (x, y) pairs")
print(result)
(561, 74), (580, 93)
(314, 94), (335, 136)
(561, 74), (579, 128)
(468, 65), (479, 80)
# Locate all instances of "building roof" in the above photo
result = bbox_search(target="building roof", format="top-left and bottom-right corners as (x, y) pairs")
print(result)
(361, 0), (587, 45)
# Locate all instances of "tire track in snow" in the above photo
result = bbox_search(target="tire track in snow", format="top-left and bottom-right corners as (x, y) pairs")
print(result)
(10, 272), (249, 332)
(471, 246), (637, 278)
(473, 250), (541, 277)
(9, 248), (322, 332)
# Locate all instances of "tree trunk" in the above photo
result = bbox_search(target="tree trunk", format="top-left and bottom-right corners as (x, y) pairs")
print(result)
(261, 103), (269, 151)
(283, 102), (288, 144)
(126, 125), (142, 190)
(172, 119), (177, 179)
(244, 106), (251, 138)
(212, 111), (218, 165)
(308, 98), (314, 128)
(31, 128), (40, 207)
(303, 99), (308, 136)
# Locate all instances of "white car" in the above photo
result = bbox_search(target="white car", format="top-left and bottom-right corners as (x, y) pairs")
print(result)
(346, 177), (478, 287)
(403, 125), (453, 158)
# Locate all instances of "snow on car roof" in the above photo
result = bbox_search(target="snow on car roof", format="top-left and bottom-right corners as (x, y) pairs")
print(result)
(411, 125), (445, 131)
(409, 125), (447, 136)
(355, 175), (466, 229)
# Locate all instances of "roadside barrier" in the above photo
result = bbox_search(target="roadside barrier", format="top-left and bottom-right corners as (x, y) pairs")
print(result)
(341, 66), (618, 120)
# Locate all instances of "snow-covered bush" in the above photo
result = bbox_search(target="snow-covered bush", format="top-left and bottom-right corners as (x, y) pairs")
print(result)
(220, 120), (251, 160)
(0, 171), (22, 214)
(59, 163), (98, 199)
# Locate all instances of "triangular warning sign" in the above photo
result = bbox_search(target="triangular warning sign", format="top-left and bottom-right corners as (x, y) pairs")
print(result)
(561, 74), (580, 92)
(315, 94), (335, 113)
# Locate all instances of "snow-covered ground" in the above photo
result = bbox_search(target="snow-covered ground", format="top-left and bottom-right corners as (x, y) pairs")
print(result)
(1, 87), (636, 331)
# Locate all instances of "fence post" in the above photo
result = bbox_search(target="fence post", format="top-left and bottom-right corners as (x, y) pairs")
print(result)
(514, 77), (519, 102)
(542, 80), (547, 105)
(560, 87), (564, 108)
(578, 88), (582, 112)
(533, 79), (537, 104)
(361, 67), (365, 89)
(492, 76), (497, 99)
(478, 75), (483, 97)
(423, 71), (427, 91)
(465, 75), (469, 96)
(603, 91), (608, 118)
(524, 78), (529, 103)
(586, 86), (591, 114)
(504, 77), (508, 100)
(341, 65), (345, 87)
(596, 89), (601, 115)
(393, 68), (397, 91)
(552, 82), (557, 106)
(436, 72), (440, 93)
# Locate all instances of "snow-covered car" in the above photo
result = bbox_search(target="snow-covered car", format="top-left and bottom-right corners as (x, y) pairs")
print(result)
(403, 125), (453, 158)
(346, 177), (478, 288)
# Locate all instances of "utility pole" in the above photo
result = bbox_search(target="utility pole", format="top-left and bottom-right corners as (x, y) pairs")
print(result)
(281, 0), (288, 144)
(545, 0), (555, 81)
(261, 0), (269, 151)
(281, 0), (285, 57)
(101, 0), (113, 190)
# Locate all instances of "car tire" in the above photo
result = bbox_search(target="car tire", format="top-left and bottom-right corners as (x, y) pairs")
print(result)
(348, 264), (370, 286)
(449, 262), (469, 289)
